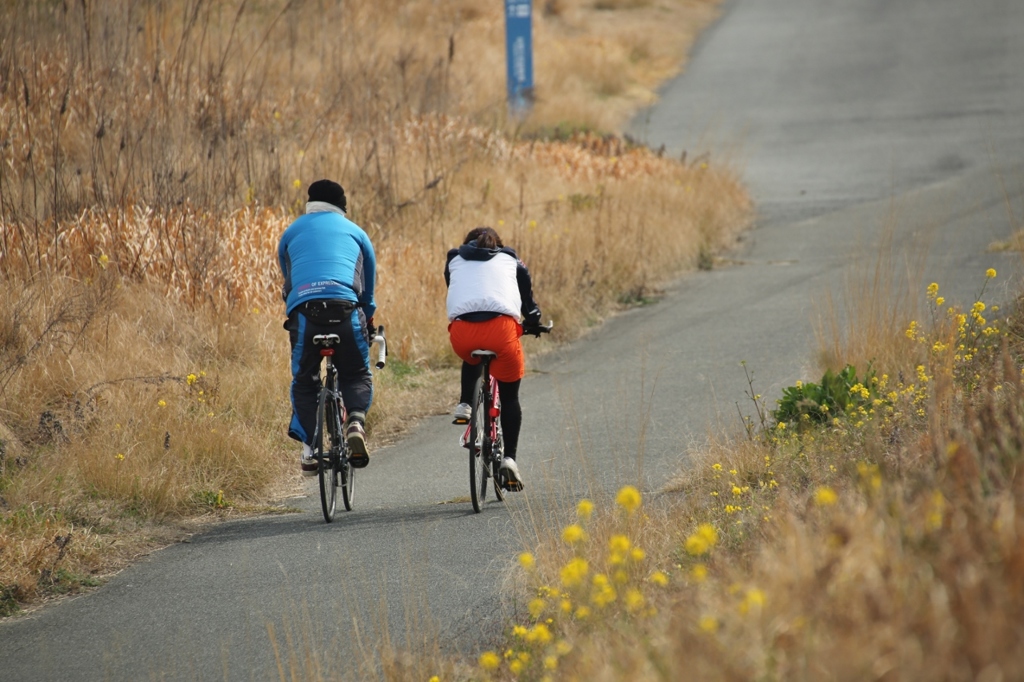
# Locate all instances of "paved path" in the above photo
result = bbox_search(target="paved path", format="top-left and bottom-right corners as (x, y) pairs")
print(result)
(3, 1), (1023, 679)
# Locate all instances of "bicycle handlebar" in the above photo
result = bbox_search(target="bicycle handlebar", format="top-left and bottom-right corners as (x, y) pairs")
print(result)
(371, 325), (387, 369)
(522, 320), (554, 337)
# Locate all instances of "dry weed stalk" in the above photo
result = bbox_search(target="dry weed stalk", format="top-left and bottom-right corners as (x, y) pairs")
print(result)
(0, 0), (747, 617)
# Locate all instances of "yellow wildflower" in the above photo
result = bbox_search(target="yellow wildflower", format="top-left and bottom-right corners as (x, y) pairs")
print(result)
(650, 570), (669, 586)
(562, 524), (587, 545)
(518, 552), (535, 570)
(740, 588), (766, 614)
(685, 534), (710, 556)
(814, 486), (838, 506)
(590, 574), (617, 607)
(987, 268), (997, 278)
(698, 524), (718, 546)
(576, 498), (594, 520)
(526, 623), (552, 644)
(479, 651), (500, 670)
(698, 615), (718, 633)
(608, 534), (631, 553)
(624, 588), (645, 613)
(615, 485), (642, 513)
(560, 557), (589, 588)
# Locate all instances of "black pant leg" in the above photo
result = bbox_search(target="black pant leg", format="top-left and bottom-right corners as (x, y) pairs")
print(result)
(497, 379), (522, 460)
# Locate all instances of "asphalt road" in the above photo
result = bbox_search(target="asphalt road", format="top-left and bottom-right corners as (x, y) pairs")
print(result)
(3, 1), (1023, 679)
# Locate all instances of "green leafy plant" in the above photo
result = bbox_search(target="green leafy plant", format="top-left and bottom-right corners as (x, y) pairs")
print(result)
(773, 364), (879, 427)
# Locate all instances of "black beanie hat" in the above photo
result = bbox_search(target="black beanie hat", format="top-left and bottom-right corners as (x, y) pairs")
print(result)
(307, 179), (347, 212)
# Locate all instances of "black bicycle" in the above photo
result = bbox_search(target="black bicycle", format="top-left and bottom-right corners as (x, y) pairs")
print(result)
(311, 326), (387, 523)
(457, 322), (551, 513)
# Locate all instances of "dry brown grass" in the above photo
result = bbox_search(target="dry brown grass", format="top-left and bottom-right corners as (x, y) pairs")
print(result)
(482, 270), (1024, 681)
(0, 0), (747, 615)
(0, 0), (719, 222)
(814, 223), (928, 374)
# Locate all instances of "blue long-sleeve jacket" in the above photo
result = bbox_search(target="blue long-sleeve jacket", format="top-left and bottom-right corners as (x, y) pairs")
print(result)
(278, 209), (376, 317)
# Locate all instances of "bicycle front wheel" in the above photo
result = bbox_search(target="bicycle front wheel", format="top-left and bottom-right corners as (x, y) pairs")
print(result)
(469, 373), (488, 513)
(317, 389), (338, 522)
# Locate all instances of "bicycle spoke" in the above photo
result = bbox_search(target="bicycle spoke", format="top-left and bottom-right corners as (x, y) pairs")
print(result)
(317, 386), (337, 522)
(469, 373), (487, 513)
(340, 400), (355, 511)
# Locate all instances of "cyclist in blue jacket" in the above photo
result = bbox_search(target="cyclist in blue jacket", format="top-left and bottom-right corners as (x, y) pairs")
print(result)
(278, 179), (377, 476)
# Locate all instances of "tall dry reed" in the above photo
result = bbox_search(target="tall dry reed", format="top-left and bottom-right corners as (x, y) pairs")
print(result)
(1, 0), (746, 612)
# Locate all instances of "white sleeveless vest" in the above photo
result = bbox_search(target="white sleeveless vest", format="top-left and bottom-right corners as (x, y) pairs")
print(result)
(446, 252), (522, 322)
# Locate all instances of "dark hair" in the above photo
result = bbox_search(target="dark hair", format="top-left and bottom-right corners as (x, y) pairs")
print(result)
(307, 179), (347, 212)
(463, 226), (503, 249)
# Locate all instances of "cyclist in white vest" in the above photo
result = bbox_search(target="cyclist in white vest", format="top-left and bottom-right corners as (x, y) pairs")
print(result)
(444, 227), (543, 490)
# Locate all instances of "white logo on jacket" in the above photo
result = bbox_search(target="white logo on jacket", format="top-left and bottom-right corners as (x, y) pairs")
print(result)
(446, 253), (522, 322)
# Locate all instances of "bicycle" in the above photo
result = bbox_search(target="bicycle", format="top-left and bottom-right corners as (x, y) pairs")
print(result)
(311, 325), (387, 523)
(456, 321), (552, 513)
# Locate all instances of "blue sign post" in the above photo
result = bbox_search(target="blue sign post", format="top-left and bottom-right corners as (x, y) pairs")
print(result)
(505, 0), (534, 115)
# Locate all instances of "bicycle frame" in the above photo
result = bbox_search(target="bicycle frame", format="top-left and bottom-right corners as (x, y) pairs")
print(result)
(459, 321), (551, 512)
(461, 358), (502, 463)
(313, 326), (388, 465)
(318, 355), (346, 456)
(310, 326), (387, 522)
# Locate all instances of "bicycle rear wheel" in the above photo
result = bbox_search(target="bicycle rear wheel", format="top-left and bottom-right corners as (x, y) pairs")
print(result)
(492, 423), (506, 502)
(317, 388), (338, 522)
(339, 401), (355, 511)
(469, 373), (489, 513)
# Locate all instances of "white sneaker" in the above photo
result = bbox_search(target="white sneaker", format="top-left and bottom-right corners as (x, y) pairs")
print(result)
(452, 403), (472, 423)
(500, 457), (523, 491)
(344, 420), (369, 468)
(300, 443), (317, 477)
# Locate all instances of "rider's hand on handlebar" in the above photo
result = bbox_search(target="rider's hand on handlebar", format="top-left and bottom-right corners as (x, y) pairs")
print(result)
(522, 320), (552, 337)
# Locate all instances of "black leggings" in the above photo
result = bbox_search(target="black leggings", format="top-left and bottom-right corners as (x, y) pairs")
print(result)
(461, 362), (522, 460)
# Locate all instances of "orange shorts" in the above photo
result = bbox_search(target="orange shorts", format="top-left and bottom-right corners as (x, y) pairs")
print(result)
(448, 316), (525, 383)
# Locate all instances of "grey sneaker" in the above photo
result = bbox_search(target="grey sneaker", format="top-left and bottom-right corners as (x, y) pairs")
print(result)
(300, 443), (317, 477)
(500, 457), (523, 491)
(452, 402), (472, 423)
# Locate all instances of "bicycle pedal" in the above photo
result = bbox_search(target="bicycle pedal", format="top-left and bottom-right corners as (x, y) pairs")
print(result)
(452, 417), (469, 425)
